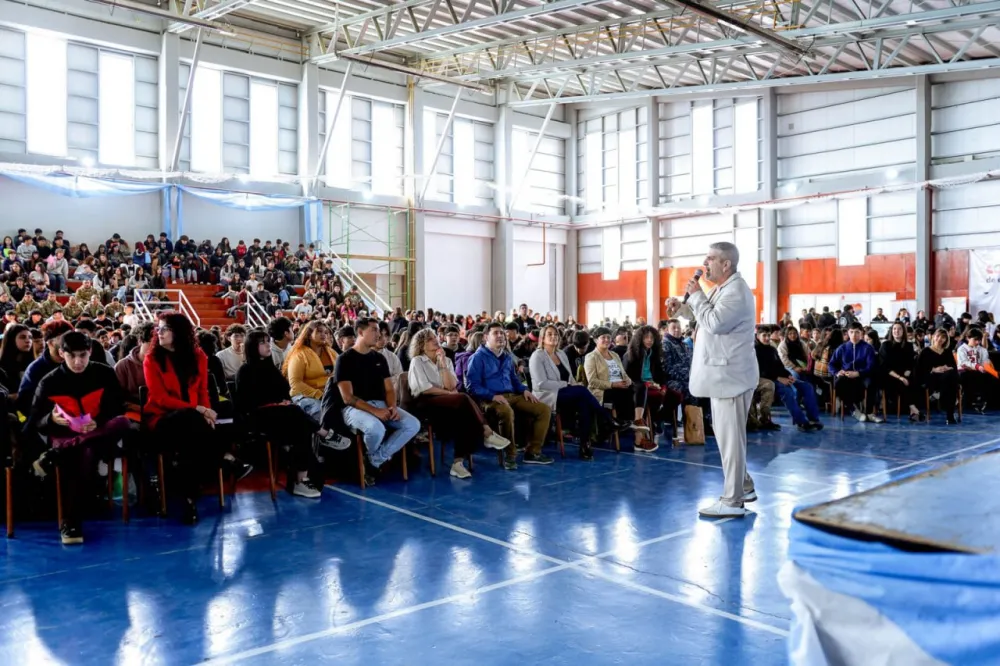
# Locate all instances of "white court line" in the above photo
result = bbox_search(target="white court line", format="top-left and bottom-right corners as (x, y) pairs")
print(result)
(200, 434), (1000, 664)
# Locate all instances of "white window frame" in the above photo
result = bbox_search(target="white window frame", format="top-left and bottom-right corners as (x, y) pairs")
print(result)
(25, 33), (68, 157)
(190, 66), (222, 173)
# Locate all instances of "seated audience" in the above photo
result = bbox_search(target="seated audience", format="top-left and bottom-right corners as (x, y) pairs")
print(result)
(216, 324), (247, 381)
(563, 330), (592, 382)
(377, 321), (403, 378)
(754, 325), (823, 432)
(957, 327), (994, 414)
(529, 325), (615, 461)
(0, 323), (33, 396)
(235, 330), (329, 498)
(584, 327), (649, 440)
(777, 326), (811, 380)
(466, 322), (552, 469)
(829, 323), (882, 422)
(623, 325), (668, 451)
(879, 322), (922, 421)
(143, 313), (251, 524)
(335, 318), (421, 474)
(17, 320), (74, 415)
(408, 329), (509, 478)
(27, 331), (134, 544)
(267, 316), (294, 369)
(115, 322), (154, 407)
(454, 331), (484, 388)
(917, 328), (960, 424)
(335, 325), (356, 354)
(284, 320), (338, 422)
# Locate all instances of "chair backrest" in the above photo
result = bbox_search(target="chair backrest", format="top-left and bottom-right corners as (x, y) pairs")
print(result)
(396, 372), (414, 412)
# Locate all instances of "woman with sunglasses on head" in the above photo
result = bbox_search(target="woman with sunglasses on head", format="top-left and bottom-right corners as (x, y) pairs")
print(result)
(282, 320), (338, 423)
(236, 330), (334, 498)
(143, 313), (251, 524)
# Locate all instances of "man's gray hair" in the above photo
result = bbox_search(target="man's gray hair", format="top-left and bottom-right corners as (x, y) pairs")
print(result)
(709, 241), (740, 268)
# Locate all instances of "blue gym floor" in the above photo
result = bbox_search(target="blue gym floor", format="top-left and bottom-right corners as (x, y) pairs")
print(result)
(2, 410), (998, 666)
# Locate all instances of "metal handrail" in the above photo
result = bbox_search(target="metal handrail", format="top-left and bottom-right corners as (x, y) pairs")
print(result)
(327, 251), (391, 316)
(246, 292), (271, 329)
(133, 289), (157, 323)
(133, 289), (201, 329)
(177, 289), (201, 329)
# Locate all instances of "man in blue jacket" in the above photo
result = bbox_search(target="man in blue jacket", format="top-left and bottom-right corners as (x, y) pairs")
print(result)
(829, 322), (883, 422)
(465, 322), (551, 469)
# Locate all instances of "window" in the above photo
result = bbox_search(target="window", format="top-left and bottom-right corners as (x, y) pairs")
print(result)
(249, 80), (278, 176)
(586, 300), (637, 326)
(585, 132), (602, 212)
(601, 226), (621, 281)
(618, 124), (637, 207)
(734, 98), (759, 194)
(98, 52), (135, 166)
(323, 92), (352, 187)
(371, 102), (397, 195)
(837, 197), (868, 266)
(453, 118), (475, 205)
(190, 67), (222, 173)
(25, 33), (67, 157)
(691, 102), (713, 196)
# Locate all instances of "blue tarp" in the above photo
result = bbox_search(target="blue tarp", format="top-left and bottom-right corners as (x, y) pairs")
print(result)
(787, 518), (1000, 665)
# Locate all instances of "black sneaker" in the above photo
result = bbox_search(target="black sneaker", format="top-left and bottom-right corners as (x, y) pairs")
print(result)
(522, 452), (554, 465)
(502, 458), (518, 471)
(579, 444), (594, 462)
(181, 499), (199, 525)
(796, 423), (811, 433)
(808, 421), (824, 431)
(223, 457), (253, 482)
(761, 421), (781, 431)
(946, 415), (958, 425)
(60, 522), (83, 545)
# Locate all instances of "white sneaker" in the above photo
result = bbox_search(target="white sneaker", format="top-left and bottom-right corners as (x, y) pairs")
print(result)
(852, 409), (867, 422)
(450, 460), (472, 479)
(867, 414), (885, 424)
(698, 501), (748, 518)
(484, 431), (510, 450)
(292, 482), (321, 498)
(320, 432), (352, 451)
(630, 422), (651, 433)
(742, 490), (758, 503)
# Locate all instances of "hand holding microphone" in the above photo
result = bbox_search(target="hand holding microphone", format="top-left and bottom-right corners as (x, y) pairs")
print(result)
(683, 269), (704, 302)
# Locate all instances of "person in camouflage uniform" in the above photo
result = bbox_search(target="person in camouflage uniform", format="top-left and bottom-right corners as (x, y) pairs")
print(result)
(13, 292), (36, 322)
(104, 297), (124, 319)
(39, 292), (63, 318)
(61, 295), (83, 321)
(75, 281), (98, 305)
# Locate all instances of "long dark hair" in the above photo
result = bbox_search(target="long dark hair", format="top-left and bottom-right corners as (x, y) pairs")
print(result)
(150, 312), (199, 385)
(626, 325), (662, 365)
(245, 330), (270, 364)
(0, 323), (31, 373)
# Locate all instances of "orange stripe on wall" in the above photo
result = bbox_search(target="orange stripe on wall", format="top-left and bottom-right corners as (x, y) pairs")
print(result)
(577, 270), (648, 325)
(777, 254), (917, 317)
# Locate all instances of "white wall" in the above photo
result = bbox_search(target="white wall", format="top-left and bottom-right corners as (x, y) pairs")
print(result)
(0, 176), (161, 244)
(512, 225), (567, 317)
(424, 216), (493, 314)
(180, 191), (301, 245)
(777, 86), (915, 185)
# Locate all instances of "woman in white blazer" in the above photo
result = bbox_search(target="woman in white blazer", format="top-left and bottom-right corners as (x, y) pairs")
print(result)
(529, 325), (610, 461)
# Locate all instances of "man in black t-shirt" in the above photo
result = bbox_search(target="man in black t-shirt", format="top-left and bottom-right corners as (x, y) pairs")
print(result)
(335, 318), (420, 470)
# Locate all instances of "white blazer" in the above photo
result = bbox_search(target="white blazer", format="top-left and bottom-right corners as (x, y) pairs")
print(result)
(688, 272), (759, 398)
(528, 348), (575, 411)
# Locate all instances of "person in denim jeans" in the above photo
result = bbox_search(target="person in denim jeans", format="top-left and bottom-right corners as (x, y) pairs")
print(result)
(754, 325), (824, 432)
(336, 318), (420, 470)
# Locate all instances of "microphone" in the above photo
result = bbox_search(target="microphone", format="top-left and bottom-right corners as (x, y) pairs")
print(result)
(683, 269), (704, 304)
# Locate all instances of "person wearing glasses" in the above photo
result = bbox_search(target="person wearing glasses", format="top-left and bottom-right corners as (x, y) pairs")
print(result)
(143, 313), (251, 525)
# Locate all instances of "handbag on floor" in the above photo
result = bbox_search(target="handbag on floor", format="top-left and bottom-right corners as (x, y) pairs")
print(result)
(683, 405), (705, 445)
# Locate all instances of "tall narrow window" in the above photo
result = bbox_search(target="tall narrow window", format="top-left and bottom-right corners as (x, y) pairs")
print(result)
(371, 102), (396, 195)
(98, 53), (135, 166)
(691, 102), (713, 196)
(734, 98), (759, 194)
(618, 124), (637, 208)
(190, 67), (222, 173)
(324, 91), (351, 187)
(585, 131), (602, 211)
(249, 81), (278, 176)
(453, 118), (475, 205)
(837, 197), (868, 267)
(26, 33), (67, 157)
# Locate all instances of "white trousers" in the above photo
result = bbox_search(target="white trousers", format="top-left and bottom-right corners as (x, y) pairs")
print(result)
(710, 388), (755, 507)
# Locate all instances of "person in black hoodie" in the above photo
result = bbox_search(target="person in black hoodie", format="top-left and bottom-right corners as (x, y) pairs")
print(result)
(754, 325), (824, 432)
(879, 322), (922, 421)
(28, 331), (135, 544)
(235, 330), (332, 499)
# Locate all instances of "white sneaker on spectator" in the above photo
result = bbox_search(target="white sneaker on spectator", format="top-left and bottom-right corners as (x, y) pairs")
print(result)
(484, 432), (510, 450)
(698, 501), (747, 518)
(867, 413), (885, 423)
(321, 431), (352, 451)
(852, 409), (867, 422)
(292, 482), (321, 499)
(450, 460), (472, 479)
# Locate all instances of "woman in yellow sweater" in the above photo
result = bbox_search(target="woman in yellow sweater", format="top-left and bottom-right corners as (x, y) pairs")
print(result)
(283, 320), (338, 421)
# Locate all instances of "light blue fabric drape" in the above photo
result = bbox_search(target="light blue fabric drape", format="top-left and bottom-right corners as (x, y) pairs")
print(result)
(304, 200), (323, 245)
(176, 186), (322, 243)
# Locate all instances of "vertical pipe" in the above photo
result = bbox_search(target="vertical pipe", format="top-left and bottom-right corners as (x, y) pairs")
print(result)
(170, 28), (203, 171)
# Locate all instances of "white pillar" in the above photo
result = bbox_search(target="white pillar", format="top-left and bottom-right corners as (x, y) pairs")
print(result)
(298, 62), (320, 190)
(915, 75), (933, 312)
(564, 228), (579, 319)
(158, 33), (179, 173)
(408, 79), (427, 310)
(645, 98), (661, 324)
(760, 89), (779, 323)
(494, 101), (514, 216)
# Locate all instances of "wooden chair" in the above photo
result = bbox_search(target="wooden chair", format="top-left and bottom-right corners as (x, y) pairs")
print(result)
(925, 386), (963, 421)
(352, 432), (407, 489)
(603, 404), (622, 452)
(881, 393), (902, 420)
(551, 414), (566, 459)
(394, 374), (438, 476)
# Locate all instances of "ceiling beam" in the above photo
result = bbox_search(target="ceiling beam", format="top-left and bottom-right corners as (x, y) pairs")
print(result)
(667, 0), (808, 56)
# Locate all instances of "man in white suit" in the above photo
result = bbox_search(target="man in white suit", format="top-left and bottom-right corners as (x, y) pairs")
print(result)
(685, 242), (760, 517)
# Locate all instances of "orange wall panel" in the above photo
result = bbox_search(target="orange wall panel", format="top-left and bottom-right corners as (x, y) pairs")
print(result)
(577, 270), (648, 324)
(932, 249), (970, 307)
(777, 254), (917, 318)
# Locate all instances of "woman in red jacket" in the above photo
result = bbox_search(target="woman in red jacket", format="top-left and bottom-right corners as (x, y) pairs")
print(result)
(143, 312), (251, 524)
